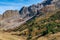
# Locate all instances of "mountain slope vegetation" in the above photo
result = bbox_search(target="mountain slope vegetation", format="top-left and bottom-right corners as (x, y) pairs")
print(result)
(9, 8), (60, 40)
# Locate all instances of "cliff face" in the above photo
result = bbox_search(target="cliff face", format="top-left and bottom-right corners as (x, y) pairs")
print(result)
(19, 0), (60, 19)
(0, 10), (21, 20)
(2, 10), (20, 19)
(19, 4), (43, 18)
(55, 0), (60, 8)
(0, 10), (24, 30)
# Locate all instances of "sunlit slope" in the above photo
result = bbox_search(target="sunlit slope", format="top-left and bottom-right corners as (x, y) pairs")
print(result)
(5, 8), (59, 40)
(0, 31), (26, 40)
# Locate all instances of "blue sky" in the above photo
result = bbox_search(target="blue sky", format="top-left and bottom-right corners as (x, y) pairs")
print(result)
(0, 0), (44, 14)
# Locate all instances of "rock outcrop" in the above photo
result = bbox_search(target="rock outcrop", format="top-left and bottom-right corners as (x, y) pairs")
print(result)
(19, 0), (60, 19)
(0, 10), (24, 30)
(2, 10), (20, 19)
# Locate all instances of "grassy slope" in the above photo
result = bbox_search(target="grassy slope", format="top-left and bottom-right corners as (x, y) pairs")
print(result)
(0, 31), (26, 40)
(0, 10), (59, 40)
(26, 10), (60, 40)
(2, 7), (60, 40)
(9, 9), (60, 40)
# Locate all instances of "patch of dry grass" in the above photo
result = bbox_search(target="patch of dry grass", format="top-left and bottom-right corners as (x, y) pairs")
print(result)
(0, 31), (26, 40)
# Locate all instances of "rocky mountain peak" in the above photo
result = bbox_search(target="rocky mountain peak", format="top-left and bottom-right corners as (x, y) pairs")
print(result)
(19, 3), (44, 18)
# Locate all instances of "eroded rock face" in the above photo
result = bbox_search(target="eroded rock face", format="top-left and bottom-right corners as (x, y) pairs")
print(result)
(19, 4), (44, 19)
(2, 10), (20, 19)
(40, 4), (56, 13)
(0, 10), (24, 30)
(55, 0), (60, 8)
(42, 0), (53, 6)
(19, 0), (60, 19)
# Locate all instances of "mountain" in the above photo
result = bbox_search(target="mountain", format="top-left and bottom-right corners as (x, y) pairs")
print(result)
(19, 0), (59, 19)
(0, 0), (59, 31)
(19, 4), (43, 19)
(5, 0), (60, 40)
(10, 8), (60, 40)
(0, 0), (60, 40)
(0, 10), (21, 20)
(2, 10), (20, 19)
(0, 10), (24, 30)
